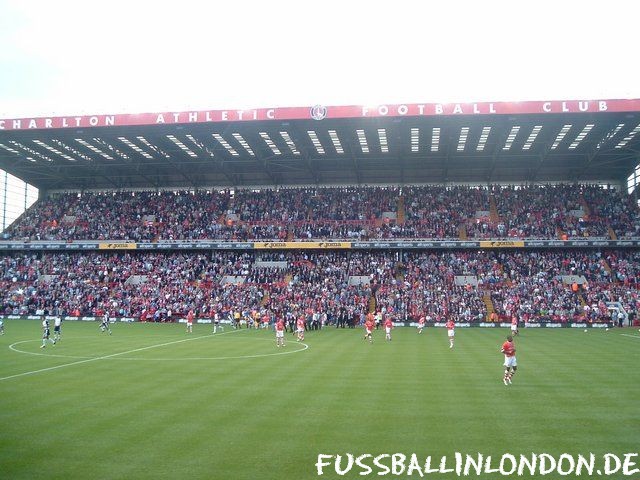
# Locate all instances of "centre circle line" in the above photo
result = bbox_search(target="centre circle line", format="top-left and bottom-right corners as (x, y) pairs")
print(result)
(2, 330), (309, 380)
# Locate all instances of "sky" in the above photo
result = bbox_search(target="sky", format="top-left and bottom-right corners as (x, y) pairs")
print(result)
(1, 0), (639, 118)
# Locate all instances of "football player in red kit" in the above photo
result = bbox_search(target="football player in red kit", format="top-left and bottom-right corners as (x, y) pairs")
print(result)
(511, 316), (519, 336)
(296, 316), (305, 342)
(364, 317), (375, 343)
(275, 318), (286, 348)
(501, 335), (517, 385)
(446, 319), (455, 348)
(384, 316), (394, 341)
(186, 309), (194, 334)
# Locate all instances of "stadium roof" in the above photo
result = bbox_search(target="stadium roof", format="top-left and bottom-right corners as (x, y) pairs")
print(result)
(1, 99), (640, 191)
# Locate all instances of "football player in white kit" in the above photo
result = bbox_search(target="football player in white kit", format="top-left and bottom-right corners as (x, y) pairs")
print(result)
(53, 317), (62, 342)
(100, 311), (112, 335)
(41, 319), (56, 348)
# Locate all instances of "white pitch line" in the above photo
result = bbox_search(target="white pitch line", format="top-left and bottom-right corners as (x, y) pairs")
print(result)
(8, 342), (92, 360)
(8, 336), (309, 361)
(620, 333), (640, 339)
(1, 329), (242, 382)
(106, 342), (309, 361)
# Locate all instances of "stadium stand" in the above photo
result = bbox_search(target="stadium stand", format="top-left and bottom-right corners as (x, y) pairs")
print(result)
(4, 184), (640, 241)
(2, 99), (640, 327)
(1, 250), (637, 325)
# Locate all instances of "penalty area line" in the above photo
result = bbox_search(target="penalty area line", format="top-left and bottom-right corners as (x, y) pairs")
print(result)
(620, 333), (640, 339)
(1, 329), (243, 382)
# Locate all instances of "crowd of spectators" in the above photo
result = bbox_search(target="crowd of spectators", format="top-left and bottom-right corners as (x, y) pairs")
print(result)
(603, 250), (640, 284)
(3, 184), (640, 242)
(6, 191), (232, 241)
(2, 250), (636, 325)
(369, 251), (492, 323)
(401, 186), (489, 239)
(469, 185), (615, 239)
(490, 250), (605, 321)
(2, 184), (639, 326)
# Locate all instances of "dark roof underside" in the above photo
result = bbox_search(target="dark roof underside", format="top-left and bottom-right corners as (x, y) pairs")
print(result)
(1, 112), (639, 191)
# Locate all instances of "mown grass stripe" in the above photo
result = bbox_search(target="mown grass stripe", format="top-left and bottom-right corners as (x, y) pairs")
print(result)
(0, 321), (638, 480)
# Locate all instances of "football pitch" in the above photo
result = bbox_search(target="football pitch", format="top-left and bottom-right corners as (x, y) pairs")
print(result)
(0, 320), (638, 480)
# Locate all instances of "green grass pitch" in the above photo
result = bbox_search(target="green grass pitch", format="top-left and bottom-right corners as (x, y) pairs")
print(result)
(0, 320), (638, 480)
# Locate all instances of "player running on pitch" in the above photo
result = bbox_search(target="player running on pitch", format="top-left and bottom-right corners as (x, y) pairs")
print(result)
(275, 317), (286, 348)
(511, 316), (519, 336)
(384, 316), (394, 341)
(417, 316), (425, 334)
(296, 316), (305, 342)
(186, 309), (194, 334)
(41, 319), (56, 348)
(212, 311), (221, 334)
(363, 316), (375, 343)
(53, 316), (62, 342)
(446, 319), (455, 348)
(501, 335), (517, 385)
(100, 311), (112, 335)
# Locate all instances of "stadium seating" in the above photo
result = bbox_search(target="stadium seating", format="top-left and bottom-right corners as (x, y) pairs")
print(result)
(2, 184), (637, 325)
(1, 250), (636, 324)
(4, 184), (639, 241)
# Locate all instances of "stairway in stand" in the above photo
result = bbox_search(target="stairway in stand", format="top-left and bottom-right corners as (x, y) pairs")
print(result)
(261, 291), (271, 306)
(578, 194), (592, 217)
(283, 273), (293, 284)
(608, 226), (617, 240)
(498, 262), (512, 287)
(395, 261), (405, 283)
(151, 223), (163, 243)
(458, 222), (468, 240)
(489, 194), (500, 223)
(483, 290), (495, 321)
(368, 295), (377, 313)
(396, 195), (406, 225)
(557, 227), (567, 240)
(601, 258), (620, 284)
(577, 293), (587, 307)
